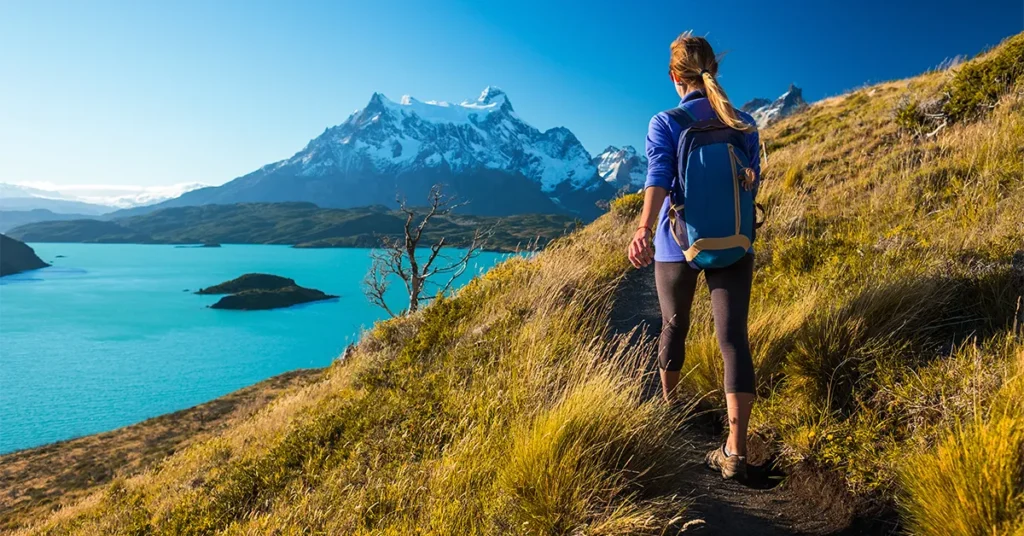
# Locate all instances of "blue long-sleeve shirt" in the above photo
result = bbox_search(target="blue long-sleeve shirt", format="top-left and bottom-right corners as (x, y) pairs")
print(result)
(644, 89), (760, 263)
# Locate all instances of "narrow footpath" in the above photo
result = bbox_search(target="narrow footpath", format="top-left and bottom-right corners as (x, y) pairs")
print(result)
(608, 264), (900, 536)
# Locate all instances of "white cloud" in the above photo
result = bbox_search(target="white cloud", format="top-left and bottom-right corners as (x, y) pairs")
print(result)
(5, 181), (208, 208)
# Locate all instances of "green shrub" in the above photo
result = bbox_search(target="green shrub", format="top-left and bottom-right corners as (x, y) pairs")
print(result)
(894, 97), (927, 133)
(944, 33), (1024, 122)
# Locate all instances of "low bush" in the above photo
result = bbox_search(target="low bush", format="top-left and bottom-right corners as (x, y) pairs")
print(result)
(894, 96), (927, 133)
(944, 33), (1024, 122)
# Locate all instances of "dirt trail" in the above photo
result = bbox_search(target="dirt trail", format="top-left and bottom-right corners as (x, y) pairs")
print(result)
(608, 264), (899, 536)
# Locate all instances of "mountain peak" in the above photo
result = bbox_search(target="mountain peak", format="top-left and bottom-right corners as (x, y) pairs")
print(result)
(593, 145), (647, 190)
(271, 86), (606, 201)
(365, 92), (389, 113)
(740, 97), (771, 113)
(467, 86), (513, 113)
(743, 84), (808, 127)
(477, 86), (506, 104)
(782, 84), (803, 100)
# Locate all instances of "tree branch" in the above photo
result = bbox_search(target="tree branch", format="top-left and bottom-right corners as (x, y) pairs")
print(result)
(424, 225), (492, 298)
(365, 184), (484, 315)
(363, 252), (398, 318)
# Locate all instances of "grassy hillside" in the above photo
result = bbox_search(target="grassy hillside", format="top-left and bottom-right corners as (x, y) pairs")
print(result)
(7, 203), (578, 252)
(17, 33), (1024, 535)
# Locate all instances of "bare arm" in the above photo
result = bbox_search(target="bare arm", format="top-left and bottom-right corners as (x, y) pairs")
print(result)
(628, 186), (667, 268)
(639, 186), (667, 233)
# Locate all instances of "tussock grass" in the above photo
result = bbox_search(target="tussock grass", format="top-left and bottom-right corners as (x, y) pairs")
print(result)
(899, 345), (1024, 535)
(610, 193), (644, 219)
(782, 161), (805, 190)
(498, 368), (677, 534)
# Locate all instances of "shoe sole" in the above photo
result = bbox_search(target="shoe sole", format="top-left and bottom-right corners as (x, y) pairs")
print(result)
(720, 466), (746, 480)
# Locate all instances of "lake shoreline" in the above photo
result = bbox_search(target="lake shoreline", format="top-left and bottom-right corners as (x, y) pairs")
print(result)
(0, 368), (324, 532)
(22, 240), (529, 254)
(2, 243), (510, 455)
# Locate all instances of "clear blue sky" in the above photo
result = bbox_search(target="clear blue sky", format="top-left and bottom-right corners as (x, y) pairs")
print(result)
(1, 0), (1020, 188)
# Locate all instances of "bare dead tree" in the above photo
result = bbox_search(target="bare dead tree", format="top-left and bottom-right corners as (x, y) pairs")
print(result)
(363, 185), (491, 317)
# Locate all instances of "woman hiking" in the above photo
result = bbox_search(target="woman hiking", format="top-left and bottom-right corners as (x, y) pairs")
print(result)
(627, 32), (761, 480)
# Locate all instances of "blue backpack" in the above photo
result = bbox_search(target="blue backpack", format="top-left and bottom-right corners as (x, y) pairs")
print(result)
(664, 108), (761, 270)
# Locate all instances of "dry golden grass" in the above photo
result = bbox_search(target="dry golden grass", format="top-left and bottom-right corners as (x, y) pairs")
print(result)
(899, 344), (1024, 535)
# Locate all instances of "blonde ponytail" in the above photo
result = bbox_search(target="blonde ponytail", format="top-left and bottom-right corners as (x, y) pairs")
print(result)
(701, 71), (754, 132)
(669, 32), (755, 133)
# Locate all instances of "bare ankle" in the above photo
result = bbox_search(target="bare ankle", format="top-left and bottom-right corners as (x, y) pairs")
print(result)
(726, 436), (747, 456)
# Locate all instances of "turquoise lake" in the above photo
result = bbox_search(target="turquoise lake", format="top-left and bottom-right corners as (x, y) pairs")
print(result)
(0, 243), (509, 454)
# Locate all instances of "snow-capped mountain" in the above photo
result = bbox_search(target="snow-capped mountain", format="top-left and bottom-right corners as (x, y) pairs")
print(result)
(136, 87), (614, 218)
(593, 146), (647, 191)
(741, 84), (808, 128)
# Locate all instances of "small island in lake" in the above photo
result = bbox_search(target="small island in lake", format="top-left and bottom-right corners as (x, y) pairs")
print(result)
(198, 273), (337, 310)
(0, 233), (50, 277)
(197, 273), (297, 295)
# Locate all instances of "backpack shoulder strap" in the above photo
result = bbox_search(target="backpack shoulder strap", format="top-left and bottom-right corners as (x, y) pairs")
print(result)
(663, 107), (695, 129)
(660, 108), (693, 203)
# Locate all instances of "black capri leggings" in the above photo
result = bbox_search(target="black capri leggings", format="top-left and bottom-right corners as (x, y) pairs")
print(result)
(654, 254), (755, 394)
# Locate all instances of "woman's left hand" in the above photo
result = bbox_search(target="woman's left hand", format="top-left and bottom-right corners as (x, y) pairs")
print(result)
(742, 168), (757, 191)
(628, 227), (654, 268)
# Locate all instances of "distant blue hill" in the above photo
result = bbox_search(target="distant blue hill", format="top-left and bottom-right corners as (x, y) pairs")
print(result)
(0, 196), (113, 216)
(7, 202), (576, 252)
(0, 209), (101, 233)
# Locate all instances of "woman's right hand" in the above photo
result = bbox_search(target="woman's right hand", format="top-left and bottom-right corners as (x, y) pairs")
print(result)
(628, 227), (654, 268)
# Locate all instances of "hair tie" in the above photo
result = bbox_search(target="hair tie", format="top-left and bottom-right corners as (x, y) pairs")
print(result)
(699, 69), (710, 77)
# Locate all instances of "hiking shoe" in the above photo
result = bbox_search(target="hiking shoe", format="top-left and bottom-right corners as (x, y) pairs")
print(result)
(705, 445), (747, 480)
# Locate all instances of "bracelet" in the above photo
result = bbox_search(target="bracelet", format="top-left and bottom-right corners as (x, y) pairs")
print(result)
(637, 225), (654, 236)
